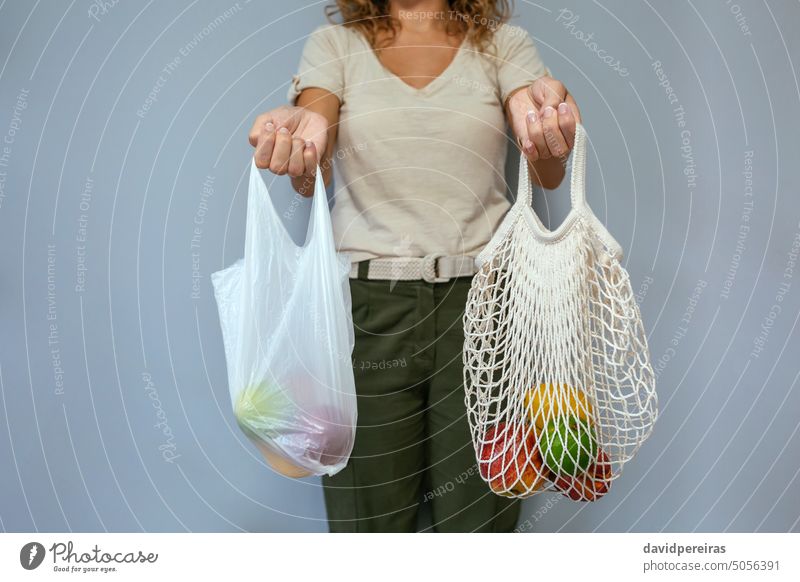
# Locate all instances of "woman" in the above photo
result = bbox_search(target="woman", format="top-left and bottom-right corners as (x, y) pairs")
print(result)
(249, 0), (581, 532)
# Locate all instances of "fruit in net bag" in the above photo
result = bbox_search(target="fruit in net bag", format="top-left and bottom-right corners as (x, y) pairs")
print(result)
(539, 415), (598, 477)
(524, 383), (594, 429)
(554, 449), (613, 501)
(479, 422), (549, 496)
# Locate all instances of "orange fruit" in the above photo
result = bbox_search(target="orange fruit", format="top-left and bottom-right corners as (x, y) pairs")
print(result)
(524, 383), (594, 429)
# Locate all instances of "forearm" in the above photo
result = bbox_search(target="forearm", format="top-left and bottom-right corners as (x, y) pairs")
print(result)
(292, 88), (340, 197)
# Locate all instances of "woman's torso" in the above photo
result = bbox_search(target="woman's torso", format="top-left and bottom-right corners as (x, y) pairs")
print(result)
(294, 24), (542, 262)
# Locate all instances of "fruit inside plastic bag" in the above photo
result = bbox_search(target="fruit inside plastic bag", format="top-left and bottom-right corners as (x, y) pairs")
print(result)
(212, 160), (357, 478)
(233, 380), (353, 478)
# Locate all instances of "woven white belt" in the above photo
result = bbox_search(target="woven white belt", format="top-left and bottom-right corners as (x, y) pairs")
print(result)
(348, 254), (478, 283)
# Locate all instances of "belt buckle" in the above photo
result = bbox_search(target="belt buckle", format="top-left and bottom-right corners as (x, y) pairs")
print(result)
(421, 253), (449, 283)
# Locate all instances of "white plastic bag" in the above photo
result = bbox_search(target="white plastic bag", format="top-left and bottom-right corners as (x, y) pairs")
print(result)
(463, 124), (658, 501)
(211, 160), (357, 478)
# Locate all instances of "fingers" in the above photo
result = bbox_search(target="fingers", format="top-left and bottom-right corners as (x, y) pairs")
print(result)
(287, 137), (306, 177)
(523, 102), (579, 161)
(248, 113), (271, 147)
(269, 127), (293, 175)
(248, 106), (302, 147)
(512, 77), (583, 164)
(253, 122), (276, 169)
(556, 102), (576, 151)
(302, 141), (318, 176)
(526, 109), (549, 160)
(540, 105), (568, 159)
(565, 93), (582, 124)
(521, 137), (538, 162)
(250, 106), (320, 177)
(255, 125), (318, 177)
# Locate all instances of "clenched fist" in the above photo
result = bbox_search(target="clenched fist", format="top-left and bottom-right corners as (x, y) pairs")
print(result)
(507, 76), (582, 163)
(248, 105), (328, 178)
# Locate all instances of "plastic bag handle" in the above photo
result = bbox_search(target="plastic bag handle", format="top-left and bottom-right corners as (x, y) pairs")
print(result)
(305, 164), (337, 249)
(245, 160), (334, 256)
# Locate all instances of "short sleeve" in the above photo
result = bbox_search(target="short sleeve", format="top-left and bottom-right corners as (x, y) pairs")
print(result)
(492, 24), (550, 105)
(287, 24), (346, 104)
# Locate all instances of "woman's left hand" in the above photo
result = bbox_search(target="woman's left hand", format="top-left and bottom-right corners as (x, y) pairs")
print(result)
(507, 76), (582, 163)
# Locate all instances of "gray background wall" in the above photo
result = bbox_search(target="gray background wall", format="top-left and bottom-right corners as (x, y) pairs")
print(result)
(1, 0), (798, 532)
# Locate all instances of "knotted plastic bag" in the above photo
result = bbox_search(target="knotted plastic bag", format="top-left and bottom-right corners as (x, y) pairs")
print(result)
(212, 160), (357, 477)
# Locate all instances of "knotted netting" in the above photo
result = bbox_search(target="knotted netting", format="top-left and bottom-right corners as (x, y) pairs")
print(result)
(463, 124), (658, 501)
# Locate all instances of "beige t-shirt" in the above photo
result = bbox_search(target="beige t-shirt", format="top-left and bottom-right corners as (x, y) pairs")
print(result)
(287, 23), (549, 263)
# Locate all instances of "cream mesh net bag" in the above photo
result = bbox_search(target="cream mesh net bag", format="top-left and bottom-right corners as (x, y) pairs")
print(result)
(463, 124), (658, 501)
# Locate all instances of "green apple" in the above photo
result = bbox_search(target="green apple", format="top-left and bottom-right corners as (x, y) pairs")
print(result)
(233, 381), (293, 440)
(539, 416), (597, 477)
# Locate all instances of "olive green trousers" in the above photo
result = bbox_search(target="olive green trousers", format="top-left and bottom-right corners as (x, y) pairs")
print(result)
(322, 264), (520, 532)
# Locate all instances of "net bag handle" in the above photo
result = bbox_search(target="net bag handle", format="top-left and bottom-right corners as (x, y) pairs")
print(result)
(516, 123), (587, 210)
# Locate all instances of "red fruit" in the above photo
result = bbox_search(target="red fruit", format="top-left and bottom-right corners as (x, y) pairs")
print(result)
(555, 450), (613, 501)
(478, 423), (511, 487)
(479, 422), (548, 496)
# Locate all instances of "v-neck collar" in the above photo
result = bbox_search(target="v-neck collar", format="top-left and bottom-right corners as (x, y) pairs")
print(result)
(360, 33), (465, 95)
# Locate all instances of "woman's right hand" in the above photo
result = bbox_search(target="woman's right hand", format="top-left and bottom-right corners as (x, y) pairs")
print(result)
(248, 105), (328, 178)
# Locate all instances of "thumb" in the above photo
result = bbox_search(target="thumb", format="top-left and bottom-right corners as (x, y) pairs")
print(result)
(527, 82), (544, 109)
(528, 79), (564, 113)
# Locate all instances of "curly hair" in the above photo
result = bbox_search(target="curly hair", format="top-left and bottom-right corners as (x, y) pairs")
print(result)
(325, 0), (513, 53)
